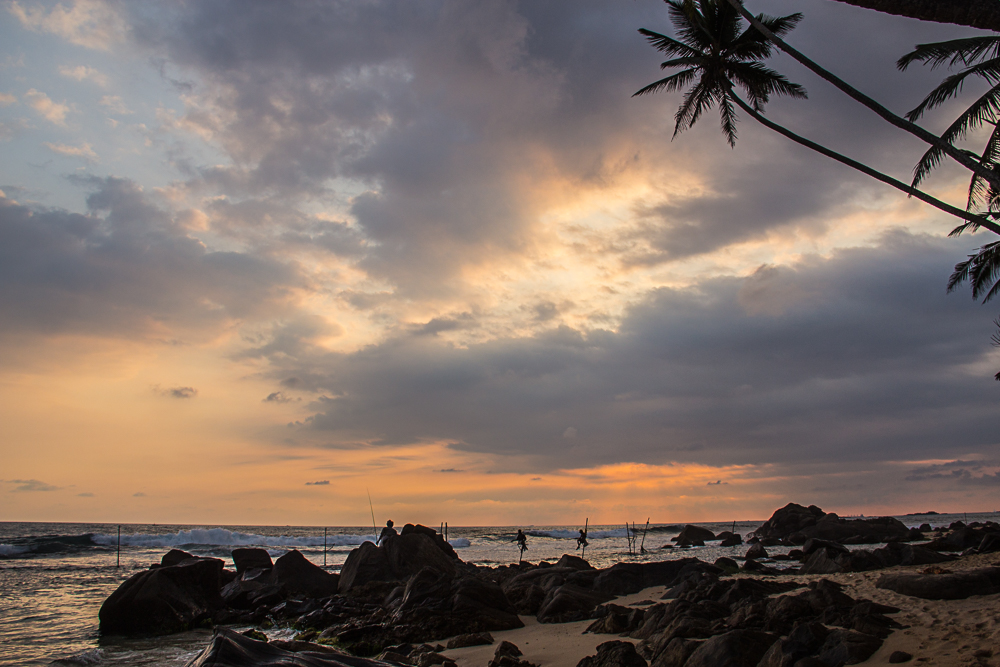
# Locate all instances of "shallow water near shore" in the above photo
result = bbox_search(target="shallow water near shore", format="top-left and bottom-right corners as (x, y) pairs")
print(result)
(2, 512), (996, 666)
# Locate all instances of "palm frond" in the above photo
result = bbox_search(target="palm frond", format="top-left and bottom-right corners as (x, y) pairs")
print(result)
(898, 36), (1000, 71)
(637, 28), (701, 58)
(948, 241), (1000, 302)
(911, 84), (1000, 187)
(717, 90), (738, 147)
(633, 68), (700, 98)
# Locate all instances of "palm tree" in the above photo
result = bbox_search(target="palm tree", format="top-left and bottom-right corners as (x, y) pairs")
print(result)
(899, 36), (1000, 348)
(722, 0), (1000, 233)
(898, 36), (1000, 229)
(635, 0), (999, 231)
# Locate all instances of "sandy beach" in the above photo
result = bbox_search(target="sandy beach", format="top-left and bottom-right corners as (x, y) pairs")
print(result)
(441, 552), (1000, 667)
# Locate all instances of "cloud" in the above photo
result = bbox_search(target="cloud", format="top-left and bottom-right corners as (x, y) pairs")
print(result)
(59, 65), (109, 87)
(905, 459), (1000, 485)
(5, 479), (60, 492)
(153, 385), (197, 399)
(9, 0), (126, 50)
(0, 179), (303, 343)
(24, 89), (71, 126)
(99, 95), (131, 115)
(263, 391), (298, 404)
(264, 231), (998, 476)
(77, 492), (94, 497)
(133, 492), (146, 497)
(0, 93), (16, 107)
(305, 480), (329, 486)
(44, 142), (97, 161)
(438, 468), (463, 473)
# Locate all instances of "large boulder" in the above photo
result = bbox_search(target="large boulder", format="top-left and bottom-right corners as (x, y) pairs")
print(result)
(186, 628), (388, 666)
(270, 549), (339, 598)
(592, 559), (711, 597)
(338, 541), (394, 593)
(875, 567), (1000, 600)
(232, 548), (273, 575)
(753, 504), (909, 545)
(536, 583), (613, 624)
(577, 640), (647, 667)
(673, 525), (716, 546)
(400, 523), (459, 560)
(99, 556), (224, 635)
(684, 630), (778, 667)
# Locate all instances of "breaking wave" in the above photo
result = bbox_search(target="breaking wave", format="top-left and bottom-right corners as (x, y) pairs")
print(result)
(91, 528), (375, 549)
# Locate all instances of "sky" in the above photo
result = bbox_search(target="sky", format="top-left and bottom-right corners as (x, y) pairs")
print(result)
(1, 0), (998, 527)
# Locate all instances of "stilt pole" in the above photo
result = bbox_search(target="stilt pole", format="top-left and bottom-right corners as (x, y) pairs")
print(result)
(640, 518), (650, 553)
(117, 525), (120, 568)
(324, 527), (327, 567)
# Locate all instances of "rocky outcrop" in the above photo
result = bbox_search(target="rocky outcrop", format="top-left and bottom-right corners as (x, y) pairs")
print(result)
(751, 504), (910, 545)
(876, 567), (1000, 599)
(269, 549), (339, 598)
(576, 640), (647, 667)
(186, 628), (387, 667)
(339, 532), (456, 593)
(99, 556), (225, 635)
(672, 525), (716, 547)
(232, 548), (273, 574)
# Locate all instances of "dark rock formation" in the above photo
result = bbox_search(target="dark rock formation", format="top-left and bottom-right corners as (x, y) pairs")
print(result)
(876, 567), (1000, 599)
(744, 544), (767, 560)
(576, 640), (647, 667)
(715, 531), (742, 547)
(160, 549), (196, 567)
(752, 503), (910, 545)
(446, 631), (493, 649)
(673, 525), (716, 546)
(684, 629), (778, 667)
(270, 549), (339, 598)
(186, 628), (386, 667)
(817, 629), (883, 666)
(232, 547), (273, 574)
(99, 556), (225, 635)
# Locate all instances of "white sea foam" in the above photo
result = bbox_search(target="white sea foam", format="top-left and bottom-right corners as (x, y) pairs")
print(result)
(0, 544), (28, 556)
(91, 528), (375, 549)
(49, 648), (104, 665)
(448, 538), (470, 548)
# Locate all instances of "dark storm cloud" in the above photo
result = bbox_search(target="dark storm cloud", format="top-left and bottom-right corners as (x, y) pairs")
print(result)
(0, 180), (301, 341)
(264, 231), (998, 470)
(905, 459), (1000, 485)
(123, 0), (991, 290)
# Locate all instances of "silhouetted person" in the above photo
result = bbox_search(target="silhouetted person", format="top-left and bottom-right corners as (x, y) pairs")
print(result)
(576, 529), (588, 550)
(377, 519), (397, 546)
(514, 529), (528, 552)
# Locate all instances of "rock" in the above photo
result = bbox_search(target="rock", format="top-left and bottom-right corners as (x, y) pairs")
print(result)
(799, 549), (844, 575)
(684, 629), (778, 667)
(713, 557), (739, 574)
(757, 622), (828, 667)
(400, 523), (459, 560)
(715, 532), (742, 547)
(744, 544), (767, 560)
(488, 640), (536, 667)
(446, 632), (494, 649)
(383, 532), (458, 579)
(817, 629), (882, 667)
(649, 637), (702, 667)
(187, 628), (385, 666)
(269, 549), (339, 598)
(897, 544), (953, 566)
(338, 541), (395, 593)
(537, 582), (614, 623)
(232, 548), (273, 574)
(586, 604), (645, 635)
(752, 504), (909, 545)
(160, 549), (196, 567)
(593, 559), (713, 597)
(99, 556), (225, 635)
(801, 539), (848, 557)
(875, 567), (1000, 600)
(889, 650), (913, 663)
(576, 640), (647, 667)
(673, 525), (716, 546)
(556, 554), (594, 570)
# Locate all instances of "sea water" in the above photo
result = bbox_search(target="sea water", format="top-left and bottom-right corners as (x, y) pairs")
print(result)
(2, 512), (995, 666)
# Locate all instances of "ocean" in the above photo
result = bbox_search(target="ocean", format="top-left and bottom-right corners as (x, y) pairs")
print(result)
(2, 512), (995, 666)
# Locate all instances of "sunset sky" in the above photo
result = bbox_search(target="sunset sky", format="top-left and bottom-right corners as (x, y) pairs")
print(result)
(2, 0), (998, 527)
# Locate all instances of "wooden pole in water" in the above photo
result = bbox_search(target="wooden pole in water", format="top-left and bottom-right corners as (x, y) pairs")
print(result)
(640, 518), (650, 553)
(116, 525), (120, 568)
(324, 527), (327, 567)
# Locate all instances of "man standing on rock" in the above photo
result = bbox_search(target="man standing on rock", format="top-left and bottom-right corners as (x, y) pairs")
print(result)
(377, 519), (397, 546)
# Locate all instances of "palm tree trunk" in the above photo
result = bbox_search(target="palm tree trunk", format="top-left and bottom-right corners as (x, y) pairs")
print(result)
(726, 88), (1000, 234)
(726, 0), (1000, 200)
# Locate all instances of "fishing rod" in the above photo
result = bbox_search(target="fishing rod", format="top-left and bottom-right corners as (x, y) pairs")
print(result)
(367, 488), (378, 545)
